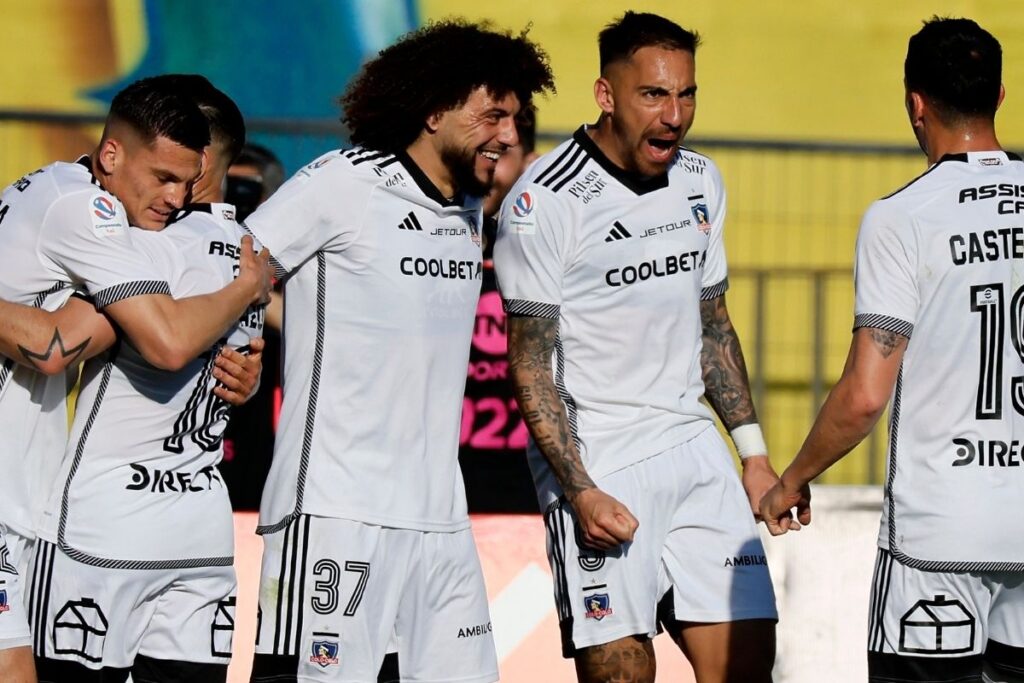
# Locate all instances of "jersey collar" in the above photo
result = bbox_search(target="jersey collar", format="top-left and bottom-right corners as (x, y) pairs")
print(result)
(938, 150), (1022, 165)
(395, 150), (467, 208)
(75, 155), (102, 187)
(573, 125), (670, 195)
(166, 202), (236, 226)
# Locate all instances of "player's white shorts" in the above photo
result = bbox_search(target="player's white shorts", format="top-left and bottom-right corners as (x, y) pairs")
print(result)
(0, 526), (31, 651)
(30, 540), (236, 671)
(868, 548), (1024, 681)
(251, 514), (498, 683)
(545, 426), (777, 656)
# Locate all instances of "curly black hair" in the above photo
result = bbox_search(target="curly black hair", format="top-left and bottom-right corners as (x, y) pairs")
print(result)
(341, 20), (555, 154)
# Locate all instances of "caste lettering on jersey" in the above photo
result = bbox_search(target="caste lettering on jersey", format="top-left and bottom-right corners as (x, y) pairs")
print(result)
(245, 147), (483, 534)
(948, 227), (1024, 265)
(38, 203), (262, 567)
(494, 126), (730, 506)
(855, 150), (1024, 570)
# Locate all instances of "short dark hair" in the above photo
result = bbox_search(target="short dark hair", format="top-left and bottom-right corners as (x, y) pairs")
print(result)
(234, 143), (285, 195)
(163, 74), (247, 164)
(905, 17), (1002, 123)
(599, 12), (701, 72)
(108, 76), (210, 152)
(341, 19), (555, 154)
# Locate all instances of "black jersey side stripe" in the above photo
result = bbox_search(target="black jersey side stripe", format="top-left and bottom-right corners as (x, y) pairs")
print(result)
(34, 541), (55, 656)
(273, 522), (292, 654)
(554, 334), (581, 451)
(539, 145), (585, 190)
(295, 515), (311, 648)
(257, 253), (327, 535)
(534, 142), (581, 186)
(57, 352), (117, 551)
(549, 152), (591, 193)
(283, 518), (302, 655)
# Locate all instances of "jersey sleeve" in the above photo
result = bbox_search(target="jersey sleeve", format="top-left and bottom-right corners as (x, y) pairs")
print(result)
(242, 155), (361, 277)
(493, 184), (573, 320)
(41, 190), (168, 309)
(853, 201), (918, 337)
(700, 160), (729, 300)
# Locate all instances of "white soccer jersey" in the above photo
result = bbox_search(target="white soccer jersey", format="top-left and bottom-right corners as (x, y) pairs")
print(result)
(855, 151), (1024, 570)
(493, 126), (728, 506)
(37, 203), (263, 566)
(245, 148), (483, 533)
(0, 157), (168, 539)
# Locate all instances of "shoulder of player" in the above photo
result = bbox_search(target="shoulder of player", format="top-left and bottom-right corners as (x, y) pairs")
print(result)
(524, 136), (595, 196)
(298, 147), (398, 183)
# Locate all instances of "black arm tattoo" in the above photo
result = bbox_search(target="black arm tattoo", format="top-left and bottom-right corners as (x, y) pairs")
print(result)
(18, 329), (90, 372)
(699, 295), (758, 430)
(867, 328), (904, 358)
(507, 314), (595, 501)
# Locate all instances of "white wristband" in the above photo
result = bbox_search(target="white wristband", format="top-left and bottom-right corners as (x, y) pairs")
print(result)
(730, 424), (767, 459)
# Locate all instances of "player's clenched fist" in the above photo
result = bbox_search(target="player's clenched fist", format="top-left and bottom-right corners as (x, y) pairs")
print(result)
(570, 487), (639, 550)
(759, 480), (812, 536)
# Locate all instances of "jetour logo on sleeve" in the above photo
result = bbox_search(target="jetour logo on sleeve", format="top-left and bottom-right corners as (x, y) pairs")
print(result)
(89, 193), (126, 237)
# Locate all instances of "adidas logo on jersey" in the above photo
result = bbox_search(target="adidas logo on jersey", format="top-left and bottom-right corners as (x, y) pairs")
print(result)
(398, 212), (423, 231)
(605, 221), (632, 242)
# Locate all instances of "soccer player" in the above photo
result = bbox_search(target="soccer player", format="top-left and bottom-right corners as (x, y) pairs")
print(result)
(494, 12), (778, 682)
(21, 75), (262, 682)
(244, 21), (554, 683)
(761, 17), (1024, 683)
(0, 77), (270, 682)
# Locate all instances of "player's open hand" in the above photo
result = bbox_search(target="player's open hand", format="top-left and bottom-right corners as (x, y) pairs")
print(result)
(571, 487), (639, 550)
(213, 337), (264, 405)
(238, 235), (274, 305)
(741, 455), (781, 521)
(759, 480), (812, 536)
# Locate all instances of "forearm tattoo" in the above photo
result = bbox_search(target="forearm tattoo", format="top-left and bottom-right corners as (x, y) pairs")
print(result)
(507, 314), (595, 501)
(700, 295), (758, 430)
(18, 329), (89, 371)
(868, 328), (904, 358)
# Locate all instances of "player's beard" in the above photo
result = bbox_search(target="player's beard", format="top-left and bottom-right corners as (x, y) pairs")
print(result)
(441, 144), (492, 198)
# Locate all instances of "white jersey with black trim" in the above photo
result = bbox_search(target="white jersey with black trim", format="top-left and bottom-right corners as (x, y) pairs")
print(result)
(37, 203), (264, 568)
(493, 126), (728, 507)
(244, 147), (483, 533)
(854, 150), (1024, 570)
(0, 157), (168, 539)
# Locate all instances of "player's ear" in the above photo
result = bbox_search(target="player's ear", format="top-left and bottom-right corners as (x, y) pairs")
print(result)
(905, 90), (926, 128)
(96, 138), (120, 176)
(997, 83), (1005, 110)
(424, 110), (445, 135)
(594, 77), (615, 115)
